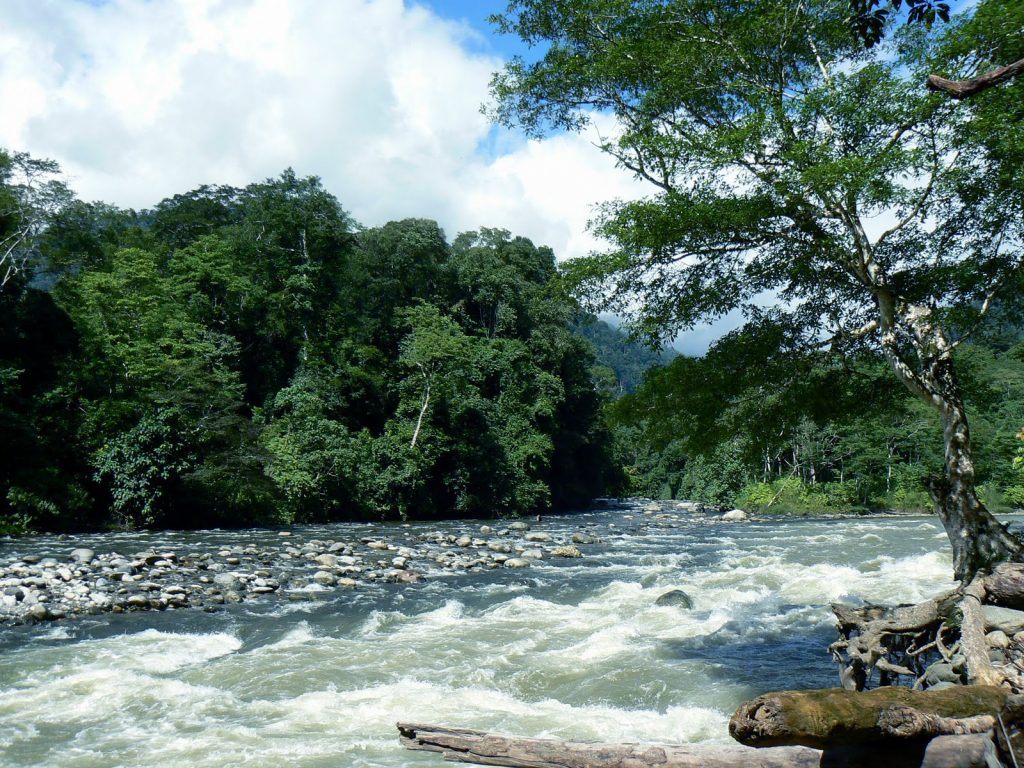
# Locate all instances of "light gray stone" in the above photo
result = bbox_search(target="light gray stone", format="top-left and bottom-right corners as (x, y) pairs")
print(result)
(984, 606), (1024, 635)
(69, 548), (96, 563)
(312, 571), (336, 586)
(987, 630), (1010, 649)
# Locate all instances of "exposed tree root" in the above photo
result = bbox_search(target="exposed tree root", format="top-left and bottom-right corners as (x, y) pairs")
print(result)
(830, 569), (1024, 694)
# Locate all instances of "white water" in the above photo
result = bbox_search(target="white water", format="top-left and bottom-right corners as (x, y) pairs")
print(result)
(0, 513), (961, 767)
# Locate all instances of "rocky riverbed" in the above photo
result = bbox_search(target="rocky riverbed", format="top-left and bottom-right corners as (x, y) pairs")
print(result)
(0, 499), (744, 626)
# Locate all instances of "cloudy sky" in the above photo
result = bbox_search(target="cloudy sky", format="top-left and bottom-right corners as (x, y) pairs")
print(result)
(0, 0), (739, 353)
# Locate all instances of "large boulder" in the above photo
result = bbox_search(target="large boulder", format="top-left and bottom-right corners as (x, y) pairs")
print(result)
(984, 606), (1024, 635)
(722, 509), (749, 522)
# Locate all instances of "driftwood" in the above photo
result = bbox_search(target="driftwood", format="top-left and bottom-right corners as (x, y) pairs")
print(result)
(830, 593), (960, 690)
(729, 685), (1009, 748)
(877, 706), (995, 738)
(398, 723), (1001, 768)
(398, 722), (821, 767)
(830, 567), (1024, 692)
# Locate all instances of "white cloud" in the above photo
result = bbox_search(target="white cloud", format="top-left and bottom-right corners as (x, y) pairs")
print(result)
(0, 0), (647, 263)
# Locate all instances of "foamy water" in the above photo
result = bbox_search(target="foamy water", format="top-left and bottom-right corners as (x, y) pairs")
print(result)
(0, 512), (960, 767)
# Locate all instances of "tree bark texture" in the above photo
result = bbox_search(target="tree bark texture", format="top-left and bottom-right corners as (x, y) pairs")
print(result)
(728, 686), (1009, 748)
(983, 564), (1024, 610)
(927, 58), (1024, 99)
(958, 578), (1003, 688)
(923, 375), (1024, 582)
(876, 297), (1024, 582)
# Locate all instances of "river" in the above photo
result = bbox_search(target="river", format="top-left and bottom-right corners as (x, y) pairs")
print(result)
(0, 509), (959, 767)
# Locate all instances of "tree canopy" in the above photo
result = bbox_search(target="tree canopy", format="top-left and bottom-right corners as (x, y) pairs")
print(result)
(0, 160), (624, 532)
(489, 0), (1024, 579)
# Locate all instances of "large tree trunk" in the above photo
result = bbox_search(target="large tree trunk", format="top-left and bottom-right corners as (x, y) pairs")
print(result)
(920, 357), (1024, 582)
(876, 295), (1024, 582)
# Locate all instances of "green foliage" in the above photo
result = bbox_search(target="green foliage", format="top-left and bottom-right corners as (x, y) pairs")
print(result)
(611, 324), (1024, 514)
(572, 314), (675, 395)
(0, 154), (624, 530)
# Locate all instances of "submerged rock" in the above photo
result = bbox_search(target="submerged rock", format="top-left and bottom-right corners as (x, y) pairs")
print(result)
(655, 589), (694, 609)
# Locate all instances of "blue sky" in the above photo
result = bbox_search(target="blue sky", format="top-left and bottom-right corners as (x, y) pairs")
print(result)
(418, 0), (529, 57)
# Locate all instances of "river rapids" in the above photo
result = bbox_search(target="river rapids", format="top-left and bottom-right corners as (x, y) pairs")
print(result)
(0, 508), (961, 767)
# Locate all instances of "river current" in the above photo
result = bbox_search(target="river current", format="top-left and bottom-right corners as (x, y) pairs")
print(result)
(0, 510), (960, 767)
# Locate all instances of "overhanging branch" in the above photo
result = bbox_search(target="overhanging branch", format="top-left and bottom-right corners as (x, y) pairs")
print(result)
(927, 57), (1024, 99)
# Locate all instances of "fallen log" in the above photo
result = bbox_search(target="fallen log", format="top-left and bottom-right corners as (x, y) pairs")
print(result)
(876, 705), (995, 738)
(397, 722), (821, 767)
(397, 723), (1001, 768)
(729, 685), (1009, 748)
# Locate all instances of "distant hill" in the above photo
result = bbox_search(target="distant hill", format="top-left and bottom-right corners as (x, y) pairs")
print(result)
(572, 314), (677, 395)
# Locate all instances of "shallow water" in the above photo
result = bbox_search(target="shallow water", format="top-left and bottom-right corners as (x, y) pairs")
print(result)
(0, 510), (962, 767)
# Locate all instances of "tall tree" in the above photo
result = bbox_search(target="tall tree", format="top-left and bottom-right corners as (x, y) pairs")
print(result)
(490, 0), (1024, 580)
(0, 151), (73, 288)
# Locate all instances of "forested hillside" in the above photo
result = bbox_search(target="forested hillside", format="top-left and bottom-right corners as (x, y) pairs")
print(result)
(611, 330), (1024, 514)
(0, 152), (623, 533)
(571, 315), (676, 395)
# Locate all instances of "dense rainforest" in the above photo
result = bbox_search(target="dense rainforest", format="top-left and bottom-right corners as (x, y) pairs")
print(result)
(0, 152), (626, 533)
(613, 327), (1024, 514)
(2, 148), (1023, 536)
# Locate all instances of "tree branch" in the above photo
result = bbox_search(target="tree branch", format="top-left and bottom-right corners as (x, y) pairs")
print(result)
(927, 57), (1024, 99)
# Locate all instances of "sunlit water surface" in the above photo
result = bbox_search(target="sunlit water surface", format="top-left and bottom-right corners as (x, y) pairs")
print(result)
(0, 511), (963, 767)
